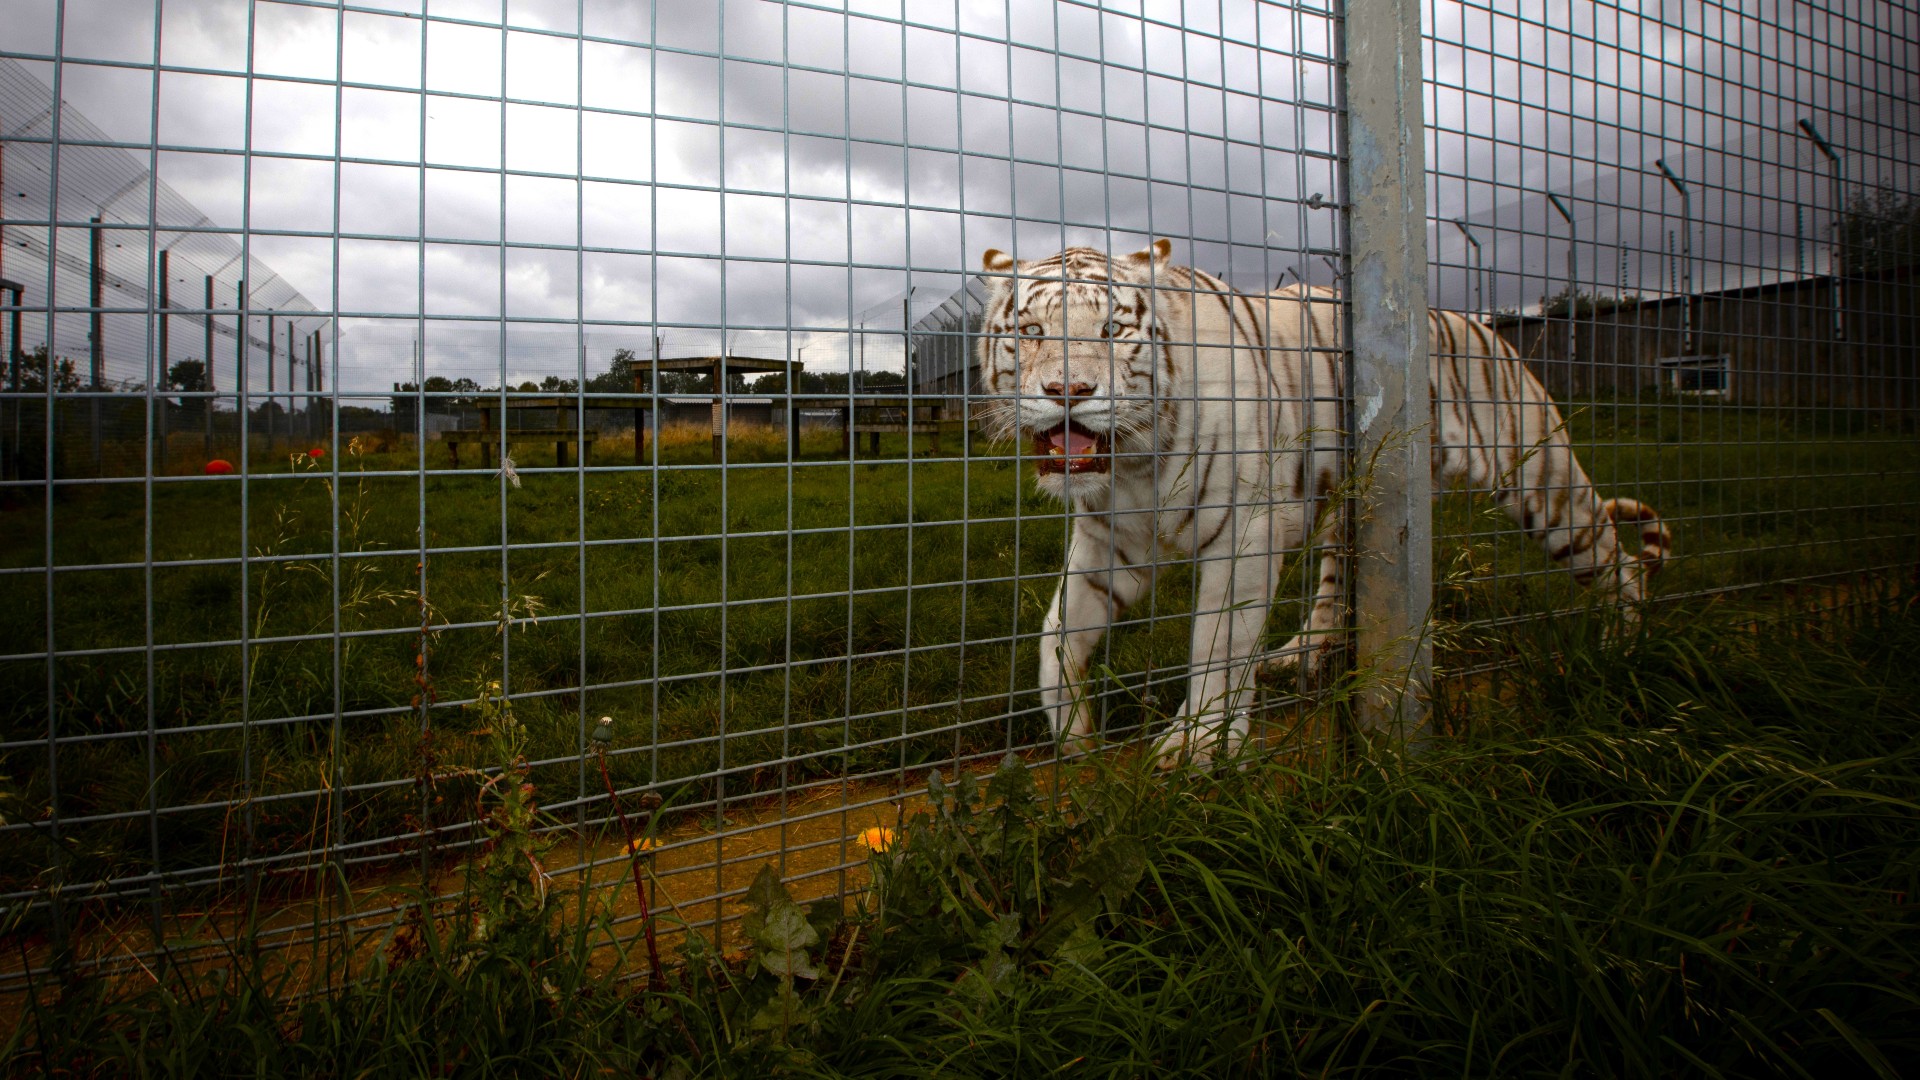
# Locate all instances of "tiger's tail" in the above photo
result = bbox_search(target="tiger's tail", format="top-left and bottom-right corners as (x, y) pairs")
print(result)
(1601, 497), (1670, 573)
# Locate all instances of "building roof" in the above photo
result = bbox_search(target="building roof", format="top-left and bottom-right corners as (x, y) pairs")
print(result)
(644, 355), (804, 376)
(1490, 263), (1918, 329)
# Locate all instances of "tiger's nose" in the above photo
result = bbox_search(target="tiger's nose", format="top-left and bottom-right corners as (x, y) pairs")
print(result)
(1043, 380), (1097, 402)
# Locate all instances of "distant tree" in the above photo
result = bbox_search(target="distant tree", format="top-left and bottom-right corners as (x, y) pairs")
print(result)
(1536, 286), (1644, 318)
(857, 369), (906, 392)
(336, 403), (386, 427)
(586, 348), (639, 393)
(802, 370), (900, 395)
(389, 375), (459, 427)
(1838, 188), (1920, 275)
(13, 345), (84, 393)
(166, 358), (208, 394)
(166, 357), (209, 425)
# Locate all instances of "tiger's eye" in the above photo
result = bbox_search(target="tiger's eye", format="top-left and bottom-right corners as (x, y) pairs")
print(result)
(1020, 323), (1043, 336)
(1102, 319), (1126, 338)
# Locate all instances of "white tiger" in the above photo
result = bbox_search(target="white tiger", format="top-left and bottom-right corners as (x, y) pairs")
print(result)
(976, 240), (1669, 765)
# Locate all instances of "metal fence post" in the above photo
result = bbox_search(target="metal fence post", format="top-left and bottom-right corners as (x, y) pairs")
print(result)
(89, 217), (103, 467)
(157, 251), (169, 461)
(203, 275), (214, 455)
(266, 312), (275, 453)
(286, 321), (296, 443)
(1340, 0), (1432, 740)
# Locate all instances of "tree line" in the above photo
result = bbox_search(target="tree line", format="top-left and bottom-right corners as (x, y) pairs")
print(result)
(388, 349), (908, 417)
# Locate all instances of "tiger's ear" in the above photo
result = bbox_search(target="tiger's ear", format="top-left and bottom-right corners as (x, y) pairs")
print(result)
(1126, 238), (1174, 268)
(981, 248), (1016, 272)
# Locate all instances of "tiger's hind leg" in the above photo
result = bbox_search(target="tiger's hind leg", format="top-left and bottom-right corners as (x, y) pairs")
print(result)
(1496, 483), (1667, 614)
(1259, 546), (1345, 683)
(1257, 491), (1348, 684)
(1598, 497), (1671, 608)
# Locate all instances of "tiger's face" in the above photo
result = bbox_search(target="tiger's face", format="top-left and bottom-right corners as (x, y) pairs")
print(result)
(977, 240), (1171, 501)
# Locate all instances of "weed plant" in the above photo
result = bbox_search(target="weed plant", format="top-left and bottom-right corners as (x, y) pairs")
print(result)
(7, 593), (1917, 1076)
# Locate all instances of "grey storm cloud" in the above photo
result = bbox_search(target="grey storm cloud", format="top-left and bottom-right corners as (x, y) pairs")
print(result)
(3, 0), (1914, 394)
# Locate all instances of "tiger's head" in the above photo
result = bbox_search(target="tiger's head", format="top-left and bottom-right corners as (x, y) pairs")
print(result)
(976, 239), (1172, 501)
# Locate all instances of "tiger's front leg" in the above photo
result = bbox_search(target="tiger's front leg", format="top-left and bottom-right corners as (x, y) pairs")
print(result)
(1038, 515), (1155, 750)
(1155, 505), (1291, 769)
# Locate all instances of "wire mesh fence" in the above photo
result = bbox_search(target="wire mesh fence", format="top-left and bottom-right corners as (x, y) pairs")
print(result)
(1421, 0), (1919, 677)
(1, 0), (1915, 996)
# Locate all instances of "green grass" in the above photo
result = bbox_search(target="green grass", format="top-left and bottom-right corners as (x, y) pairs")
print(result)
(7, 593), (1918, 1076)
(1, 397), (1916, 901)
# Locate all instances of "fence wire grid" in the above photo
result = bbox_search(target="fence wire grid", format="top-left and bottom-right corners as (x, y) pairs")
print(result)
(1, 0), (1916, 992)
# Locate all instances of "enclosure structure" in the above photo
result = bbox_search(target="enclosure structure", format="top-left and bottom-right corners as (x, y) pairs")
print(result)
(1, 0), (1916, 995)
(0, 56), (338, 478)
(1494, 268), (1920, 413)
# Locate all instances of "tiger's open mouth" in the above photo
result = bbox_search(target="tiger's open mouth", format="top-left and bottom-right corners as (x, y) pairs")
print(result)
(1033, 421), (1111, 475)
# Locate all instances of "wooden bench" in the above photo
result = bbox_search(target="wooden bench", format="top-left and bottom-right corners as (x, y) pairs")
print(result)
(837, 400), (974, 457)
(444, 427), (598, 468)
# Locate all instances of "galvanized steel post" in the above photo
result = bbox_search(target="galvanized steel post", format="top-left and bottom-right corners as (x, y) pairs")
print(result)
(89, 217), (102, 467)
(1654, 160), (1693, 355)
(1547, 193), (1580, 389)
(1340, 0), (1432, 741)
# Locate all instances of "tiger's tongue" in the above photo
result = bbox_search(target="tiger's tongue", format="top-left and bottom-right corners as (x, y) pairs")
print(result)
(1048, 427), (1100, 455)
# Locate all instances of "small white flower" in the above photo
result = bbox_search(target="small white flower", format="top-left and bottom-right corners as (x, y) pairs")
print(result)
(498, 454), (521, 489)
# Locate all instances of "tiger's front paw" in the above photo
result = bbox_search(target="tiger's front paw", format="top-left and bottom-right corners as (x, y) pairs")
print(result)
(1151, 714), (1250, 771)
(1055, 730), (1098, 758)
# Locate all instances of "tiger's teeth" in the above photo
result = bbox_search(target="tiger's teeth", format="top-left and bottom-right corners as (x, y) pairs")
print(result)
(1048, 446), (1064, 455)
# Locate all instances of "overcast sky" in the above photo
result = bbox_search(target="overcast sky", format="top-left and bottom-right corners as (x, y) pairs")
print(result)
(2, 0), (1914, 398)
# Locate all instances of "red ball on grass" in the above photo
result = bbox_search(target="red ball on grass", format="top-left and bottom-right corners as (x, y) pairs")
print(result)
(204, 459), (234, 475)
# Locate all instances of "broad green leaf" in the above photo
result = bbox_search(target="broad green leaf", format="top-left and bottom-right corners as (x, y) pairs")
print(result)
(746, 981), (812, 1034)
(1053, 920), (1106, 970)
(754, 903), (822, 980)
(744, 864), (793, 916)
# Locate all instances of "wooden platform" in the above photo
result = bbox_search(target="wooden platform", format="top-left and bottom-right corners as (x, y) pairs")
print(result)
(444, 427), (598, 468)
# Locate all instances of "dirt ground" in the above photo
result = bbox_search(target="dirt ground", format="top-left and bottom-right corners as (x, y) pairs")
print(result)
(0, 699), (1348, 1018)
(0, 747), (1100, 1009)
